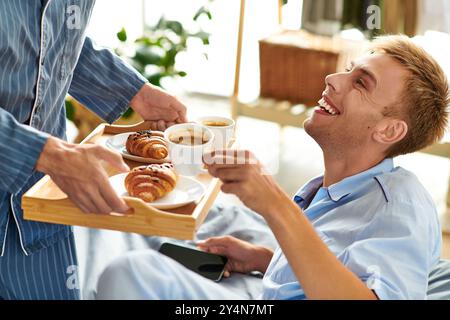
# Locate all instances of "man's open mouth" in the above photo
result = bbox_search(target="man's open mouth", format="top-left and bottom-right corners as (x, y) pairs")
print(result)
(316, 97), (341, 116)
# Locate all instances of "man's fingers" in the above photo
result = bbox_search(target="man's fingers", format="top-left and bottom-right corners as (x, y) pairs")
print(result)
(88, 187), (113, 214)
(166, 121), (176, 128)
(49, 145), (130, 214)
(196, 244), (209, 252)
(204, 149), (254, 160)
(73, 189), (98, 213)
(55, 177), (95, 213)
(98, 174), (130, 213)
(208, 246), (228, 256)
(177, 113), (188, 123)
(95, 146), (129, 172)
(221, 182), (241, 195)
(157, 120), (166, 131)
(204, 157), (243, 169)
(197, 243), (228, 255)
(200, 236), (234, 247)
(171, 99), (188, 123)
(69, 192), (90, 213)
(53, 179), (81, 212)
(208, 167), (246, 182)
(150, 121), (159, 130)
(199, 237), (223, 246)
(203, 150), (257, 168)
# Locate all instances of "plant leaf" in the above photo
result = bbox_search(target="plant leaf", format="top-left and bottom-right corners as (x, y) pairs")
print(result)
(154, 16), (166, 30)
(147, 72), (165, 87)
(133, 45), (165, 66)
(65, 99), (75, 121)
(193, 6), (212, 21)
(165, 20), (184, 36)
(121, 107), (134, 119)
(117, 28), (127, 42)
(160, 47), (179, 69)
(134, 36), (158, 46)
(191, 31), (210, 45)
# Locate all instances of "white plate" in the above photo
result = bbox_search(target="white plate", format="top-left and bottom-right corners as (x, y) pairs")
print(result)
(108, 173), (205, 210)
(105, 132), (170, 163)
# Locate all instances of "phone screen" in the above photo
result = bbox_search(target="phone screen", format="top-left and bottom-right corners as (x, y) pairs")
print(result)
(158, 242), (228, 282)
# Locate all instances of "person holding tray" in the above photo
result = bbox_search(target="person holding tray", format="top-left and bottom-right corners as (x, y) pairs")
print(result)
(0, 1), (187, 300)
(96, 35), (449, 300)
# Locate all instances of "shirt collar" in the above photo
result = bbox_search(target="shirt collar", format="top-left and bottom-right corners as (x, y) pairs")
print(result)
(293, 176), (323, 208)
(327, 158), (394, 202)
(294, 158), (394, 205)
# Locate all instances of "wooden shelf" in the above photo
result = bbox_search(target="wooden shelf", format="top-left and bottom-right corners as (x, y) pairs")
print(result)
(421, 136), (450, 158)
(442, 212), (450, 235)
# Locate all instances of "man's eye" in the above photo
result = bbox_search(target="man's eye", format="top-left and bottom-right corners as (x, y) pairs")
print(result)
(345, 67), (352, 72)
(356, 78), (366, 89)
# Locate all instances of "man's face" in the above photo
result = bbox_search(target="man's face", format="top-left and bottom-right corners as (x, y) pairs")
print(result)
(304, 53), (409, 155)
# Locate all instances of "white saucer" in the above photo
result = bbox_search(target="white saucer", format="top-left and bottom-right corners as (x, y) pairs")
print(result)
(108, 173), (205, 210)
(105, 132), (170, 163)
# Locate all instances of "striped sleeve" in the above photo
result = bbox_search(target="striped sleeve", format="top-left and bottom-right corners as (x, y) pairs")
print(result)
(68, 37), (148, 124)
(0, 108), (49, 194)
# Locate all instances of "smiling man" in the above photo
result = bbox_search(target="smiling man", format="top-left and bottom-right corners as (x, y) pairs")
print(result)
(96, 35), (450, 300)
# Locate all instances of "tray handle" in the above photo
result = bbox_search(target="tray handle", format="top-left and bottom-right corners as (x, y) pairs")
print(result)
(120, 196), (193, 221)
(104, 121), (156, 134)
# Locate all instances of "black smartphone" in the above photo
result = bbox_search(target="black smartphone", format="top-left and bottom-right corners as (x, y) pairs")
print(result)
(158, 242), (228, 282)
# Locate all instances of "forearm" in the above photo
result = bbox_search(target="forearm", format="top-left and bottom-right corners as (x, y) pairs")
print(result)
(69, 37), (147, 123)
(264, 197), (377, 300)
(253, 246), (274, 274)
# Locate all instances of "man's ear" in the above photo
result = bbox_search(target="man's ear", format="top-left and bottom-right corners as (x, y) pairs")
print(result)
(373, 119), (408, 146)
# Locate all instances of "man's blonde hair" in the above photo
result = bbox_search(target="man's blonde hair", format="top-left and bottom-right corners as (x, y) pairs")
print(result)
(370, 35), (450, 158)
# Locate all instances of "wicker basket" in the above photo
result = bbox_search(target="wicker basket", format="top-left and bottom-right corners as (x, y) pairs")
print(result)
(259, 30), (341, 106)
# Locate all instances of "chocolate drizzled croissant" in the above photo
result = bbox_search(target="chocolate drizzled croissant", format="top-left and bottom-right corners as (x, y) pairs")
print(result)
(126, 130), (168, 159)
(124, 164), (177, 202)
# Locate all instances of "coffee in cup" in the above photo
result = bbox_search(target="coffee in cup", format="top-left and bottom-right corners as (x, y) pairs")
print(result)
(201, 120), (230, 127)
(169, 129), (210, 146)
(197, 116), (235, 150)
(164, 123), (214, 176)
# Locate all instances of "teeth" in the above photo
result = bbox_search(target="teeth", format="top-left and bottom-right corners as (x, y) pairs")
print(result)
(318, 98), (338, 115)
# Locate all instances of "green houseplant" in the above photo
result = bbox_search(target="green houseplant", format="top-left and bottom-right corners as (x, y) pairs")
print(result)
(114, 3), (213, 119)
(66, 1), (213, 141)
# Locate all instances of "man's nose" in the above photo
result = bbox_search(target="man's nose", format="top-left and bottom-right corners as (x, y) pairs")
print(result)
(325, 72), (347, 94)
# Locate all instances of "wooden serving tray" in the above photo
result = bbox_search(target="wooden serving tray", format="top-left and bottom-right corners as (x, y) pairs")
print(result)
(22, 121), (222, 240)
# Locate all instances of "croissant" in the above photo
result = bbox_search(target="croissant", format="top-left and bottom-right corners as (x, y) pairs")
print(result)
(124, 164), (177, 202)
(126, 130), (168, 159)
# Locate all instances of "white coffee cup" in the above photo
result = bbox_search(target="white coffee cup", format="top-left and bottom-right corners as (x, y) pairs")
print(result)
(164, 123), (214, 176)
(196, 116), (235, 150)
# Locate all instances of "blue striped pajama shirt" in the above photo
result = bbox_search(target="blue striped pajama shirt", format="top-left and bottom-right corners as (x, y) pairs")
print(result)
(0, 0), (147, 299)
